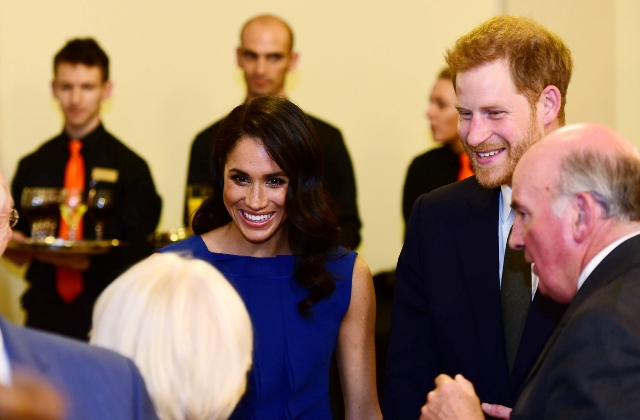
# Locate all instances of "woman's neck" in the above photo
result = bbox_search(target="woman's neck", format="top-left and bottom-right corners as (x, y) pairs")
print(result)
(200, 223), (291, 257)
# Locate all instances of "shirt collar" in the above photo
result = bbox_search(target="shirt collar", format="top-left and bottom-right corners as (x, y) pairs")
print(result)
(0, 326), (11, 385)
(500, 185), (513, 223)
(59, 123), (105, 149)
(577, 230), (640, 290)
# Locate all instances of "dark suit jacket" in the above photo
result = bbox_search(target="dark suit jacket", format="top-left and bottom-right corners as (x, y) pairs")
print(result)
(0, 316), (157, 419)
(384, 177), (566, 419)
(512, 234), (640, 419)
(185, 114), (362, 249)
(402, 145), (460, 225)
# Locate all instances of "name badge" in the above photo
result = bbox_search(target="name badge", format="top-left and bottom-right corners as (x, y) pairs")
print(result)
(91, 167), (119, 183)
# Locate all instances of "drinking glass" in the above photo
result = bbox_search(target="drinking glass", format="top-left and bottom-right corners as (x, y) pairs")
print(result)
(59, 189), (87, 241)
(20, 188), (61, 240)
(87, 189), (114, 241)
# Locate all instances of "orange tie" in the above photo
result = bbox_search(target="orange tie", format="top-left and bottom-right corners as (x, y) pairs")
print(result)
(457, 152), (474, 181)
(56, 140), (85, 303)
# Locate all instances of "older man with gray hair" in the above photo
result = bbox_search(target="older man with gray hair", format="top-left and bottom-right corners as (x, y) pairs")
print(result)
(421, 122), (640, 419)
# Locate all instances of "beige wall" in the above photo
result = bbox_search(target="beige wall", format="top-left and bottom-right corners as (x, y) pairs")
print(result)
(0, 0), (495, 282)
(0, 0), (638, 299)
(504, 0), (616, 127)
(614, 0), (640, 144)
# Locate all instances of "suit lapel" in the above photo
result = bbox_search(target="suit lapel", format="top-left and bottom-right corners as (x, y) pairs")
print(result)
(455, 181), (505, 372)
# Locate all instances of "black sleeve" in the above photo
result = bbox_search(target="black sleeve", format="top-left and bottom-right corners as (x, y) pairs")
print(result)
(402, 158), (422, 226)
(184, 124), (218, 226)
(112, 156), (161, 268)
(319, 126), (362, 249)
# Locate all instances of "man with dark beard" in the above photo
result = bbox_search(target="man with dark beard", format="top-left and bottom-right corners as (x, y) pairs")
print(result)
(384, 16), (573, 419)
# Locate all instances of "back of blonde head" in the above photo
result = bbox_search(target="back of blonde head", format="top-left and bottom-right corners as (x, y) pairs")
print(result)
(91, 253), (253, 420)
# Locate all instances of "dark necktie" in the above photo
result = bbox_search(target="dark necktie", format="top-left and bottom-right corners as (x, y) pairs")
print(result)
(501, 226), (532, 375)
(56, 140), (84, 303)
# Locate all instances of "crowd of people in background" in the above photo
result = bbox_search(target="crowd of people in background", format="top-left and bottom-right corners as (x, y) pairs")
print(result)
(0, 11), (639, 420)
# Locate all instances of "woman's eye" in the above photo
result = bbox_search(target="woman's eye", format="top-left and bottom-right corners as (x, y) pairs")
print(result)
(231, 175), (249, 184)
(267, 178), (287, 187)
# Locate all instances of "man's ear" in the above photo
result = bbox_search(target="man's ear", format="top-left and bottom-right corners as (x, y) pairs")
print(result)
(539, 85), (561, 126)
(102, 80), (113, 101)
(236, 47), (243, 67)
(572, 192), (598, 243)
(288, 51), (299, 72)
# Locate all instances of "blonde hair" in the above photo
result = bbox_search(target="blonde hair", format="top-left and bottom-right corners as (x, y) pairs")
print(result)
(91, 253), (253, 420)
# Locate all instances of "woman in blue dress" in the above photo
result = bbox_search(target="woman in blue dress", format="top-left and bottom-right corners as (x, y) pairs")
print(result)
(161, 96), (381, 419)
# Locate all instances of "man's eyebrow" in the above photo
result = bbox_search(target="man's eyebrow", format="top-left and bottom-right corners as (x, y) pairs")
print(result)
(511, 199), (522, 211)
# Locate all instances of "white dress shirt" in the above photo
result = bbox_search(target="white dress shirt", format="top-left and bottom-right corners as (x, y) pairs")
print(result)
(499, 185), (539, 298)
(0, 326), (12, 385)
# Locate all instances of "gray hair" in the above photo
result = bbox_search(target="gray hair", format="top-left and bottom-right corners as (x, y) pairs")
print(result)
(91, 253), (253, 420)
(552, 149), (640, 222)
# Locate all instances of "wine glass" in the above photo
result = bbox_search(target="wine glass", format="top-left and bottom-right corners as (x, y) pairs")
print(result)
(87, 189), (114, 241)
(59, 189), (87, 241)
(20, 188), (61, 240)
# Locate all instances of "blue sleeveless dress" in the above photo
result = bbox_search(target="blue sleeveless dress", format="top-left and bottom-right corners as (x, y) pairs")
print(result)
(159, 236), (355, 419)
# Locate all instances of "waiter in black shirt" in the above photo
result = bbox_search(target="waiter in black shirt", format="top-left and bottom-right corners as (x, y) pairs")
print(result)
(8, 38), (161, 340)
(186, 14), (362, 249)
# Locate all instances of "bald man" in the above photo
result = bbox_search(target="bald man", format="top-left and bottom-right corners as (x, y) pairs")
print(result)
(421, 123), (640, 420)
(185, 14), (361, 249)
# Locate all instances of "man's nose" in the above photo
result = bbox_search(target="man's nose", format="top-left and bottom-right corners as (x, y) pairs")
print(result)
(71, 87), (81, 104)
(465, 116), (491, 147)
(426, 104), (435, 120)
(255, 57), (266, 75)
(509, 217), (525, 251)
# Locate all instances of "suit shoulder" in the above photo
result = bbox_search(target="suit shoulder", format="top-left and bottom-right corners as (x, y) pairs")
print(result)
(101, 131), (151, 168)
(409, 146), (457, 168)
(418, 176), (482, 209)
(18, 135), (63, 162)
(13, 325), (135, 374)
(578, 265), (640, 325)
(306, 114), (343, 139)
(194, 119), (223, 143)
(14, 329), (148, 404)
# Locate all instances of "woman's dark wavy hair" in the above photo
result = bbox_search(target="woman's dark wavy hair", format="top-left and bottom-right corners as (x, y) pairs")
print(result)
(192, 96), (341, 316)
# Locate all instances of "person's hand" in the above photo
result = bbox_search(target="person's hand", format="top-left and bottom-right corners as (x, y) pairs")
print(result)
(0, 372), (67, 420)
(11, 231), (29, 244)
(482, 403), (512, 419)
(420, 374), (484, 420)
(3, 231), (32, 266)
